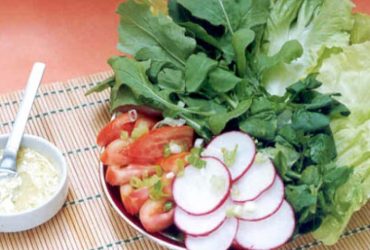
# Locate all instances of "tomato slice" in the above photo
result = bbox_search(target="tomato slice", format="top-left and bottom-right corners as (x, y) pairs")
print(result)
(139, 199), (175, 233)
(100, 139), (131, 166)
(105, 164), (157, 186)
(127, 126), (194, 164)
(160, 152), (189, 173)
(120, 185), (150, 215)
(97, 113), (134, 147)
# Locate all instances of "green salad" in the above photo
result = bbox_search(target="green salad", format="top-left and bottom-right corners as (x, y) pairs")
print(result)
(88, 0), (370, 245)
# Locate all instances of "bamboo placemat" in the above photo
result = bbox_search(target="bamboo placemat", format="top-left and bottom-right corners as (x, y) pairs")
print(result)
(0, 71), (368, 250)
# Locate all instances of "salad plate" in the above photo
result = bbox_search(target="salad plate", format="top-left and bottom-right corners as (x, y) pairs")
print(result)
(90, 0), (370, 249)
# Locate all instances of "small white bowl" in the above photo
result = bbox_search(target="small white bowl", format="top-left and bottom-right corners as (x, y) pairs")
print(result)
(0, 134), (68, 232)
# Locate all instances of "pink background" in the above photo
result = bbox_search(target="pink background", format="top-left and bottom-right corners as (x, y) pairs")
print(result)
(0, 0), (369, 94)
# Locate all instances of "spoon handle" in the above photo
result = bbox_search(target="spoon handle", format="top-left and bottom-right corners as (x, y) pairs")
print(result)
(4, 63), (45, 158)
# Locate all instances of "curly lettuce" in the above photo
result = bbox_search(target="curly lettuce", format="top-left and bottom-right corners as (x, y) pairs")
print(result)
(262, 0), (354, 96)
(313, 41), (370, 244)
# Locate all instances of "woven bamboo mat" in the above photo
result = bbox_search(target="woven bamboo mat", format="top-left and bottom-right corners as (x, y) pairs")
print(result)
(0, 71), (368, 250)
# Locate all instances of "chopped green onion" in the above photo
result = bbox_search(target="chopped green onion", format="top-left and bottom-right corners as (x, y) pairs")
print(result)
(187, 147), (206, 169)
(155, 165), (163, 176)
(163, 144), (171, 157)
(120, 131), (129, 140)
(131, 122), (149, 140)
(254, 152), (268, 164)
(221, 144), (239, 167)
(210, 175), (227, 194)
(164, 201), (173, 211)
(226, 205), (243, 218)
(153, 117), (186, 129)
(176, 158), (185, 176)
(130, 176), (143, 188)
(142, 174), (160, 187)
(149, 180), (169, 200)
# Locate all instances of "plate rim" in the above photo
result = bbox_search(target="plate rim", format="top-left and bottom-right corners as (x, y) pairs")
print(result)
(99, 161), (186, 250)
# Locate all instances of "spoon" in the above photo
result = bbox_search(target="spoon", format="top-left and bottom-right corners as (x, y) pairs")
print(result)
(0, 62), (46, 180)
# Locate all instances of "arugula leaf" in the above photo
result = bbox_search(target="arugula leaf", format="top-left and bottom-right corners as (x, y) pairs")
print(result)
(185, 53), (218, 92)
(85, 76), (115, 96)
(110, 85), (143, 112)
(178, 0), (269, 34)
(109, 56), (210, 116)
(180, 96), (227, 114)
(177, 0), (269, 63)
(208, 99), (252, 134)
(232, 29), (255, 76)
(177, 0), (239, 34)
(117, 0), (196, 68)
(257, 40), (303, 76)
(180, 22), (222, 49)
(238, 0), (270, 29)
(208, 67), (242, 93)
(157, 68), (185, 92)
(179, 113), (213, 140)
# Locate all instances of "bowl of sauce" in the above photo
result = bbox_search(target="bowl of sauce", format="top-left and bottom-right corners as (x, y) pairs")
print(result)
(0, 134), (68, 232)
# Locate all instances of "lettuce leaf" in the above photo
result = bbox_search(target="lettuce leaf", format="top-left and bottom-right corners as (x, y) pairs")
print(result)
(351, 13), (370, 44)
(312, 172), (367, 244)
(313, 41), (370, 244)
(262, 0), (354, 96)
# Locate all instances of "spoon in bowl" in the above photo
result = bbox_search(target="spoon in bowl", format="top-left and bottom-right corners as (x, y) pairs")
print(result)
(0, 62), (46, 180)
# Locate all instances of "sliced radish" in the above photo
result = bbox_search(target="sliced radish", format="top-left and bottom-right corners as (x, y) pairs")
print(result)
(231, 154), (276, 202)
(185, 218), (238, 250)
(237, 176), (284, 221)
(173, 157), (231, 215)
(174, 199), (231, 236)
(202, 131), (256, 181)
(235, 200), (295, 250)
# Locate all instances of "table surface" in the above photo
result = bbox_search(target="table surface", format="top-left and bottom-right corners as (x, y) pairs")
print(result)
(1, 0), (370, 94)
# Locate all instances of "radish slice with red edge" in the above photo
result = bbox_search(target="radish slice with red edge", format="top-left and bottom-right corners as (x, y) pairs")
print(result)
(174, 199), (231, 236)
(202, 131), (256, 181)
(235, 200), (295, 250)
(185, 218), (238, 250)
(173, 157), (231, 215)
(236, 176), (284, 221)
(231, 154), (276, 202)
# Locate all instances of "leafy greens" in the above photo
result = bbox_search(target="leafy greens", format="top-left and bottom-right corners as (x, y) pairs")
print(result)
(87, 0), (370, 245)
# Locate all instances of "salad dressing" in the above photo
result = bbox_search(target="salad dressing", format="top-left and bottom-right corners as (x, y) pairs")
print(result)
(0, 148), (60, 214)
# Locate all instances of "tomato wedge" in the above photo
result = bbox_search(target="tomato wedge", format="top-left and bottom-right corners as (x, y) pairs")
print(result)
(100, 139), (131, 166)
(160, 152), (189, 173)
(120, 185), (150, 215)
(105, 164), (157, 186)
(97, 113), (135, 147)
(127, 126), (194, 164)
